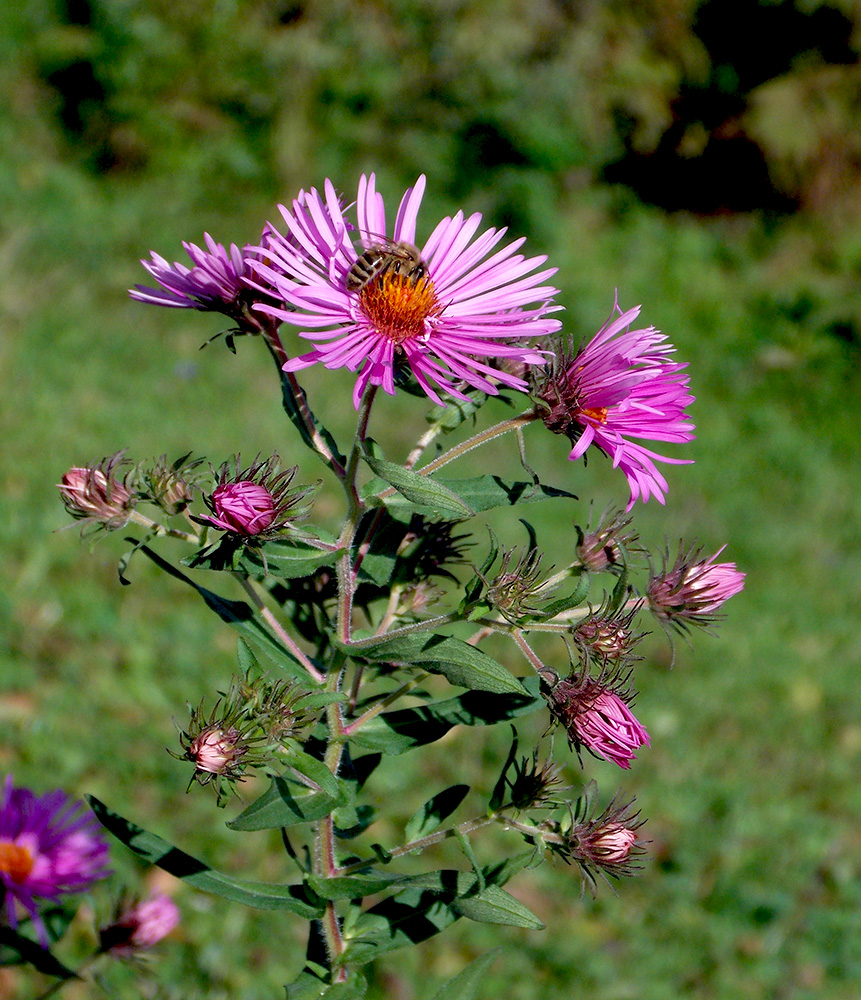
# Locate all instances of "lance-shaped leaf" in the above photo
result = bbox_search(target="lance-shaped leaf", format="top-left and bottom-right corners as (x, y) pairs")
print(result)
(434, 476), (576, 513)
(0, 927), (77, 980)
(342, 633), (524, 695)
(362, 458), (475, 518)
(405, 785), (470, 842)
(349, 678), (542, 756)
(227, 776), (347, 832)
(240, 538), (341, 579)
(87, 796), (324, 917)
(137, 545), (317, 683)
(342, 856), (539, 964)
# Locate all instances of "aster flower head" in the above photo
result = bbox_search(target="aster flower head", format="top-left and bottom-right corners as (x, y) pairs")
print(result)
(647, 543), (745, 633)
(200, 454), (314, 541)
(58, 451), (137, 533)
(483, 545), (551, 624)
(248, 174), (561, 407)
(535, 299), (696, 508)
(542, 663), (650, 770)
(135, 453), (203, 517)
(0, 776), (111, 945)
(99, 893), (180, 957)
(129, 231), (281, 335)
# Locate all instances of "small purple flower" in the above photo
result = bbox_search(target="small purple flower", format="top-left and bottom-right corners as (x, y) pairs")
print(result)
(536, 299), (695, 508)
(647, 544), (745, 631)
(248, 174), (561, 407)
(100, 893), (180, 956)
(129, 233), (280, 331)
(544, 674), (650, 770)
(0, 776), (111, 945)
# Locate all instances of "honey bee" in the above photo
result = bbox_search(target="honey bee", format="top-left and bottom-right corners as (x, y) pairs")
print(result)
(345, 239), (427, 293)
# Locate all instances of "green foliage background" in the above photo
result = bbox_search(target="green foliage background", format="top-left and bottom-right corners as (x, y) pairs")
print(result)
(1, 1), (860, 997)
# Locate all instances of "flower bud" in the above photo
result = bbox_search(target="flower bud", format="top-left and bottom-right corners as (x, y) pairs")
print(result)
(187, 726), (246, 775)
(647, 543), (745, 632)
(100, 894), (180, 956)
(574, 507), (641, 572)
(544, 674), (650, 770)
(566, 794), (645, 889)
(57, 453), (135, 530)
(209, 481), (277, 536)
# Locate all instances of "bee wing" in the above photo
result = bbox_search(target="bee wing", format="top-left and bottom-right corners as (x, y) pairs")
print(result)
(354, 233), (417, 259)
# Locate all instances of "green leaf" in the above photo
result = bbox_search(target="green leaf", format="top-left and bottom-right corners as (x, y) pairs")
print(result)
(137, 546), (316, 684)
(427, 951), (501, 1000)
(239, 538), (341, 579)
(362, 458), (475, 518)
(427, 476), (576, 515)
(88, 795), (324, 916)
(306, 872), (409, 900)
(343, 633), (524, 695)
(531, 571), (591, 620)
(226, 776), (345, 832)
(451, 885), (543, 929)
(349, 678), (542, 755)
(278, 367), (346, 476)
(405, 785), (470, 842)
(283, 749), (340, 798)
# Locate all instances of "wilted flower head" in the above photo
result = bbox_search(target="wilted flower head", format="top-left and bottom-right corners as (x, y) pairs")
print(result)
(572, 600), (647, 668)
(505, 752), (567, 812)
(575, 506), (642, 573)
(483, 546), (550, 624)
(0, 776), (111, 945)
(554, 786), (646, 893)
(135, 453), (202, 516)
(535, 300), (695, 508)
(99, 893), (180, 956)
(200, 454), (313, 540)
(647, 543), (745, 632)
(129, 232), (280, 334)
(543, 666), (650, 770)
(58, 452), (137, 531)
(248, 173), (561, 407)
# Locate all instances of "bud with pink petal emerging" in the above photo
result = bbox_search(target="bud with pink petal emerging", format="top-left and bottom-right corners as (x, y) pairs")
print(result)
(543, 669), (650, 770)
(647, 543), (745, 632)
(574, 506), (643, 573)
(565, 790), (646, 892)
(199, 454), (314, 541)
(100, 893), (180, 956)
(57, 452), (136, 532)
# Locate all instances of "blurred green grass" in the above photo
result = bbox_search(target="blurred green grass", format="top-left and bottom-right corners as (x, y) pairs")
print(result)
(2, 2), (861, 998)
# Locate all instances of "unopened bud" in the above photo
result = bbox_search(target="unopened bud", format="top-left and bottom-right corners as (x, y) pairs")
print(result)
(100, 894), (180, 956)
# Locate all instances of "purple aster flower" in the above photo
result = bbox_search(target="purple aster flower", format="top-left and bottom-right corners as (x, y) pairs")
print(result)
(536, 299), (696, 508)
(247, 174), (561, 407)
(647, 543), (745, 632)
(129, 232), (280, 331)
(0, 776), (110, 945)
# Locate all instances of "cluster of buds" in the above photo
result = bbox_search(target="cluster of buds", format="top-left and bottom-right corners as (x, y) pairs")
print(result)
(57, 452), (138, 534)
(173, 673), (312, 805)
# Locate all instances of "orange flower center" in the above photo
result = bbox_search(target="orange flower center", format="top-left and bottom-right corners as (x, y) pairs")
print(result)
(358, 273), (441, 345)
(580, 406), (608, 424)
(0, 840), (35, 883)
